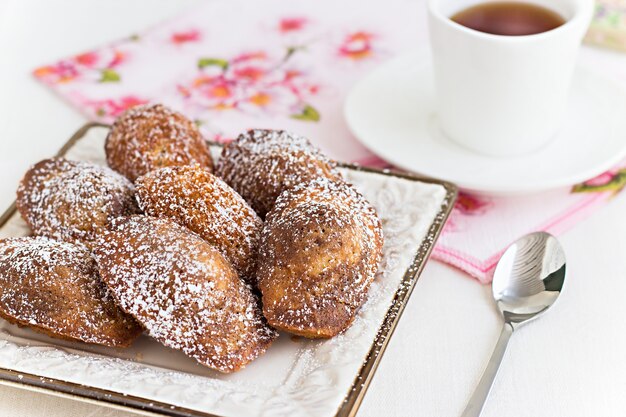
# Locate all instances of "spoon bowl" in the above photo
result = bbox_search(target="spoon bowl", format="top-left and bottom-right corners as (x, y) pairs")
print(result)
(492, 231), (566, 328)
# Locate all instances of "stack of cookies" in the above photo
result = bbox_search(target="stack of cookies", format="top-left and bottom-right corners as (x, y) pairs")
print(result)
(0, 104), (383, 373)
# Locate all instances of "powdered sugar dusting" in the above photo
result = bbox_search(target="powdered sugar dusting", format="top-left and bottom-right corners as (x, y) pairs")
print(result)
(0, 125), (450, 416)
(216, 129), (342, 218)
(135, 165), (262, 284)
(16, 158), (139, 250)
(258, 177), (383, 338)
(93, 216), (277, 373)
(0, 237), (141, 347)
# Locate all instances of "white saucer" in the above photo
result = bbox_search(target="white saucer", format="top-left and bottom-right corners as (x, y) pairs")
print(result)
(344, 52), (626, 195)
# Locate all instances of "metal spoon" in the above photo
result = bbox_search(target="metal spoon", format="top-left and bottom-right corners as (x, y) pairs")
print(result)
(461, 231), (566, 417)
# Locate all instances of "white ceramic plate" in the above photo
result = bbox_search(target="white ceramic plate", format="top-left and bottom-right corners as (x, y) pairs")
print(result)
(0, 124), (456, 417)
(344, 52), (626, 195)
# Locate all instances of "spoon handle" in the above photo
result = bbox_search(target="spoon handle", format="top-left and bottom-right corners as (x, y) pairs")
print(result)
(460, 322), (513, 417)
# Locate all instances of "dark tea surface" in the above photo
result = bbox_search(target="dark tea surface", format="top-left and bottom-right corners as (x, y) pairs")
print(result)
(451, 2), (566, 36)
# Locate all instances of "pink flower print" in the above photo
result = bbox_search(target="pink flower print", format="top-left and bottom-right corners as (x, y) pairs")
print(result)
(180, 47), (321, 121)
(238, 86), (293, 116)
(193, 75), (232, 95)
(86, 95), (148, 120)
(572, 168), (626, 195)
(33, 62), (80, 84)
(284, 69), (300, 81)
(232, 51), (268, 64)
(583, 171), (617, 187)
(233, 66), (266, 82)
(107, 50), (126, 68)
(177, 85), (192, 98)
(455, 192), (492, 215)
(171, 29), (201, 44)
(339, 31), (376, 60)
(205, 83), (235, 110)
(279, 17), (308, 33)
(34, 48), (127, 84)
(207, 83), (232, 99)
(442, 193), (492, 234)
(74, 52), (99, 67)
(248, 91), (272, 107)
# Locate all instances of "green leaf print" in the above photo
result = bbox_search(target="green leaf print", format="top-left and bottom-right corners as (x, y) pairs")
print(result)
(290, 104), (320, 122)
(198, 58), (229, 70)
(571, 169), (626, 195)
(100, 68), (121, 83)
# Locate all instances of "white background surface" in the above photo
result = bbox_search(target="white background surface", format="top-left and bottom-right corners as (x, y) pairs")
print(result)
(1, 1), (626, 416)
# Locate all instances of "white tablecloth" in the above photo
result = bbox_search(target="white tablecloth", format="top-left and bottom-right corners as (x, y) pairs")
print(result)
(1, 0), (626, 416)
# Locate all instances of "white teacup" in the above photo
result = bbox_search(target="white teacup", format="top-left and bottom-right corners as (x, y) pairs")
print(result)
(428, 0), (593, 156)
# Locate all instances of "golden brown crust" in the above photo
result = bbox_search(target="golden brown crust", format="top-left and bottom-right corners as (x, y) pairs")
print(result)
(215, 129), (342, 218)
(105, 104), (213, 182)
(257, 178), (383, 338)
(16, 158), (140, 250)
(135, 165), (262, 284)
(93, 216), (277, 373)
(0, 237), (142, 347)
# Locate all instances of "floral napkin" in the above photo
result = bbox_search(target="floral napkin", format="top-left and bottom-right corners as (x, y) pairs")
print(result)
(34, 0), (626, 283)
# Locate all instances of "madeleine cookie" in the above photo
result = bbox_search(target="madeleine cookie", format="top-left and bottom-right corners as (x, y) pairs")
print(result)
(105, 104), (213, 182)
(136, 165), (262, 283)
(215, 129), (342, 218)
(257, 178), (383, 338)
(0, 237), (141, 347)
(16, 158), (139, 250)
(93, 216), (277, 373)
